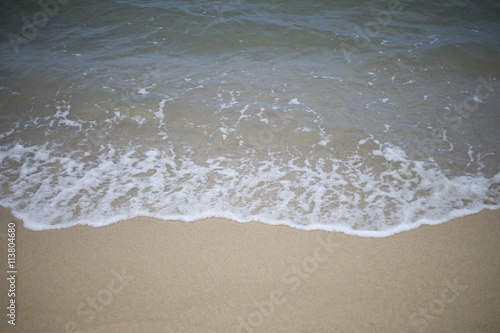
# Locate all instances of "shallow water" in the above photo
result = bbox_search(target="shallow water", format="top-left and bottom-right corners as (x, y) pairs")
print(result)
(1, 0), (499, 236)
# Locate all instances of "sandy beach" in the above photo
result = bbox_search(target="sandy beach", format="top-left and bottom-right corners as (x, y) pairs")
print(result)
(0, 206), (499, 333)
(2, 1), (500, 331)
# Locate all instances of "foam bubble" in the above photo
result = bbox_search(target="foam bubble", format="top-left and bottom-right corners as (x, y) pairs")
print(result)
(1, 49), (499, 237)
(1, 132), (498, 237)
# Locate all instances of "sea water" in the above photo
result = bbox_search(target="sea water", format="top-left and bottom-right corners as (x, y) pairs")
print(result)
(0, 0), (499, 236)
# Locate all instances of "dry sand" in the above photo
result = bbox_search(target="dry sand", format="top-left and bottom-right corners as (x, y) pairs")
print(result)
(0, 206), (499, 333)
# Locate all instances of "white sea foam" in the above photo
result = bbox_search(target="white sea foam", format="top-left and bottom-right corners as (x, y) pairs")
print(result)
(1, 69), (499, 237)
(1, 1), (500, 237)
(1, 127), (498, 237)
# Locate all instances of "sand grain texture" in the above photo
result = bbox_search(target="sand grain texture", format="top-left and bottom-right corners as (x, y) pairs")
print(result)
(0, 206), (499, 333)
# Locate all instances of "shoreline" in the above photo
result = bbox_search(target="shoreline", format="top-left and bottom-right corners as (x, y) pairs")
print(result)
(8, 205), (500, 238)
(1, 206), (499, 332)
